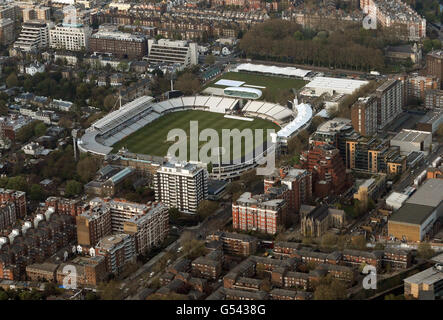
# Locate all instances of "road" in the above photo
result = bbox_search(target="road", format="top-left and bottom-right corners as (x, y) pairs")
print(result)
(394, 143), (443, 192)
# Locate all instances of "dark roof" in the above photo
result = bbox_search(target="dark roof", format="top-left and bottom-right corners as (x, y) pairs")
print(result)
(386, 44), (414, 53)
(306, 206), (329, 222)
(389, 203), (435, 225)
(270, 288), (297, 298)
(208, 179), (228, 195)
(275, 241), (301, 250)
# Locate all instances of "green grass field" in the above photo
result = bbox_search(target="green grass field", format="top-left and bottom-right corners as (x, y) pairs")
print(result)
(204, 72), (306, 103)
(112, 110), (280, 160)
(206, 72), (306, 91)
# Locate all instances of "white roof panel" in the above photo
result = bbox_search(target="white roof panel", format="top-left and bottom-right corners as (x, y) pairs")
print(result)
(235, 63), (311, 78)
(215, 79), (245, 87)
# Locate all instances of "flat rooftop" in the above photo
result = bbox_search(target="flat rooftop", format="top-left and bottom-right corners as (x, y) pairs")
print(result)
(305, 77), (368, 94)
(392, 129), (431, 143)
(406, 179), (443, 208)
(389, 203), (435, 225)
(404, 266), (443, 285)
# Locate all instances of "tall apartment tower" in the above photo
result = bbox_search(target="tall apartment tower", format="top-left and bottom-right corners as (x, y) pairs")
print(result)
(0, 18), (14, 46)
(426, 50), (443, 88)
(154, 162), (208, 214)
(375, 79), (403, 130)
(351, 95), (378, 136)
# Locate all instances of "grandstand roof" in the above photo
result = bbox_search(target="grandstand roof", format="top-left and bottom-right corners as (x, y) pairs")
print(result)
(235, 63), (311, 78)
(305, 77), (368, 95)
(92, 96), (155, 133)
(277, 103), (313, 138)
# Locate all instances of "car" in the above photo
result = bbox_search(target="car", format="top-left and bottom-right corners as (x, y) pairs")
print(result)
(149, 272), (155, 278)
(177, 247), (183, 253)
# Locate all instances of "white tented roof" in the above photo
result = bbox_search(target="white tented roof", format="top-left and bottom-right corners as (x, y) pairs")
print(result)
(305, 77), (368, 95)
(235, 63), (311, 78)
(215, 79), (244, 87)
(277, 103), (312, 138)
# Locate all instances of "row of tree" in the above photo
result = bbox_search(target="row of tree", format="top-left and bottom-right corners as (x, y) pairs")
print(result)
(239, 20), (402, 71)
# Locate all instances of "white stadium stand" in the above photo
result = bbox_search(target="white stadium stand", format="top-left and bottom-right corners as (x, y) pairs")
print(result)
(79, 95), (240, 156)
(235, 63), (311, 78)
(276, 103), (313, 139)
(78, 94), (313, 179)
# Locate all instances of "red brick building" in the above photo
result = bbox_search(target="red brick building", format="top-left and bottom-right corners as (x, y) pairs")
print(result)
(45, 197), (87, 217)
(0, 189), (26, 218)
(232, 192), (286, 235)
(298, 144), (347, 198)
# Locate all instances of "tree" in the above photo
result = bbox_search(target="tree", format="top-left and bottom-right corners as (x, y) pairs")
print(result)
(65, 180), (82, 197)
(0, 177), (8, 188)
(34, 122), (47, 137)
(6, 176), (27, 192)
(314, 277), (347, 300)
(76, 156), (99, 183)
(183, 239), (207, 260)
(117, 62), (129, 72)
(169, 207), (181, 221)
(29, 184), (43, 201)
(58, 117), (73, 129)
(196, 200), (219, 221)
(321, 233), (338, 248)
(417, 242), (435, 260)
(97, 280), (121, 300)
(436, 123), (443, 141)
(0, 100), (7, 116)
(16, 122), (36, 143)
(349, 235), (367, 251)
(0, 290), (8, 300)
(6, 73), (18, 88)
(85, 292), (98, 300)
(103, 94), (118, 111)
(175, 73), (201, 95)
(204, 54), (216, 65)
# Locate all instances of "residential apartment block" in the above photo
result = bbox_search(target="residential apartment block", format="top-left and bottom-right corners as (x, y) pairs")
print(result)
(147, 39), (198, 68)
(425, 89), (443, 109)
(13, 20), (51, 52)
(50, 24), (92, 51)
(23, 6), (50, 22)
(298, 144), (347, 198)
(154, 162), (208, 214)
(360, 0), (426, 41)
(95, 233), (137, 275)
(351, 95), (378, 136)
(0, 188), (26, 218)
(264, 167), (312, 217)
(232, 192), (287, 235)
(408, 75), (440, 100)
(88, 31), (148, 59)
(206, 232), (258, 257)
(426, 50), (443, 88)
(0, 18), (14, 46)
